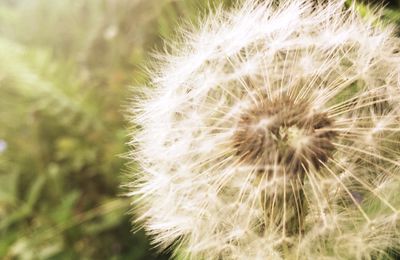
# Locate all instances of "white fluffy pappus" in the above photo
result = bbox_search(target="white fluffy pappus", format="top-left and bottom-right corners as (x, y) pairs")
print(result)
(128, 0), (400, 259)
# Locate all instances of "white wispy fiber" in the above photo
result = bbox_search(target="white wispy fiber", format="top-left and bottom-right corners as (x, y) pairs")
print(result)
(128, 0), (400, 259)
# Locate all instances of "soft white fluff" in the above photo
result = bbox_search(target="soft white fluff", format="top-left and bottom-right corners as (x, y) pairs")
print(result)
(129, 1), (400, 259)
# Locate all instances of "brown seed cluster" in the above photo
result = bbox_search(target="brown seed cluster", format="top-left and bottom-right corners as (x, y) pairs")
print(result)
(233, 95), (336, 175)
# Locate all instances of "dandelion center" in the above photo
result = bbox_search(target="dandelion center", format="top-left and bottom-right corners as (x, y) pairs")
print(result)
(233, 95), (336, 175)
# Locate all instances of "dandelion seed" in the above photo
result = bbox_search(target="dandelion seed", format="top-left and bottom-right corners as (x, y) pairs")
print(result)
(129, 0), (400, 259)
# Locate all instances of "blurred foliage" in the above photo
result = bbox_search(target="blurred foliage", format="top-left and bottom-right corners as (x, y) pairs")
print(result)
(0, 0), (399, 259)
(0, 0), (235, 259)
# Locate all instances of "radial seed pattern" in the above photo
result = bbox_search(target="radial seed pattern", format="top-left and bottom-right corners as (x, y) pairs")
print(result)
(129, 1), (400, 259)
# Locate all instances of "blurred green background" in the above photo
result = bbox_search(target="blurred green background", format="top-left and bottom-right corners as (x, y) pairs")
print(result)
(0, 0), (399, 259)
(0, 0), (235, 258)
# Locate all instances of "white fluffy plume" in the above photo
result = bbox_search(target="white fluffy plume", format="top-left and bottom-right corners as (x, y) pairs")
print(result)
(128, 0), (400, 259)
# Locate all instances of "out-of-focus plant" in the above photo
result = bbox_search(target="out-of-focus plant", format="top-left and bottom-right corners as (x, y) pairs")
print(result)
(0, 0), (237, 258)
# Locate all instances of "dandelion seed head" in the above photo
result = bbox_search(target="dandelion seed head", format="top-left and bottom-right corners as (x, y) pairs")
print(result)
(129, 0), (400, 259)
